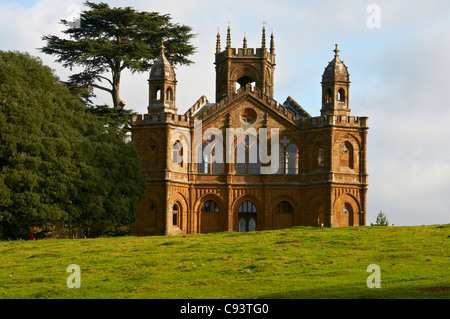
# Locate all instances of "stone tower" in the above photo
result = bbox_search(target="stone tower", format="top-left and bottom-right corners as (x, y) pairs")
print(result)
(214, 25), (276, 103)
(321, 44), (351, 116)
(148, 42), (177, 115)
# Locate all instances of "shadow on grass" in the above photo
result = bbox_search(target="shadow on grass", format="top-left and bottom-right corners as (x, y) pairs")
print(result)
(258, 285), (450, 299)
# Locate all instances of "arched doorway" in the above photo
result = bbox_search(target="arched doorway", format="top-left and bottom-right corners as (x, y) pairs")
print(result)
(273, 200), (294, 229)
(238, 200), (257, 232)
(333, 193), (360, 227)
(200, 199), (220, 233)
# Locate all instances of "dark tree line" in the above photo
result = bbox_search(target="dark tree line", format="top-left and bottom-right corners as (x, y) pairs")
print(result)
(0, 2), (195, 239)
(0, 51), (146, 239)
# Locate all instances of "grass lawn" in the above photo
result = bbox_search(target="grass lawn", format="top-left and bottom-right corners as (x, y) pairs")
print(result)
(0, 224), (448, 299)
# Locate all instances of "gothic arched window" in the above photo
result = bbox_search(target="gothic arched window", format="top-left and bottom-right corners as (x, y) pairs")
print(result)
(340, 141), (354, 169)
(234, 135), (260, 174)
(197, 142), (210, 174)
(238, 200), (257, 232)
(277, 138), (299, 175)
(197, 138), (224, 174)
(317, 145), (325, 168)
(325, 89), (333, 103)
(167, 87), (173, 101)
(276, 201), (294, 214)
(172, 141), (183, 166)
(172, 203), (180, 226)
(338, 88), (345, 102)
(201, 200), (220, 213)
(155, 88), (162, 101)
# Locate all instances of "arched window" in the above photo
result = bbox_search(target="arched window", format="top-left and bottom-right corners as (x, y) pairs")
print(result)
(276, 201), (294, 214)
(201, 200), (220, 213)
(155, 88), (161, 101)
(277, 139), (299, 175)
(238, 200), (257, 213)
(167, 87), (173, 101)
(317, 145), (325, 168)
(172, 141), (183, 166)
(338, 88), (345, 102)
(197, 139), (224, 174)
(286, 144), (298, 174)
(197, 142), (210, 174)
(234, 135), (260, 174)
(211, 142), (224, 174)
(325, 89), (333, 103)
(172, 203), (180, 226)
(238, 200), (257, 232)
(340, 141), (354, 169)
(237, 76), (255, 91)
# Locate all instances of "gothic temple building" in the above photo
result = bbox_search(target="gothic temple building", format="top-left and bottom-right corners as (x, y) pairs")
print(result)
(130, 27), (369, 236)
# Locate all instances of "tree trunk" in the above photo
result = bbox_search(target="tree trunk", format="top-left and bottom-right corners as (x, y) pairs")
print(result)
(112, 69), (124, 109)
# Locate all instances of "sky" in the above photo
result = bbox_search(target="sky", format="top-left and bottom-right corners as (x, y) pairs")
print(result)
(0, 0), (449, 226)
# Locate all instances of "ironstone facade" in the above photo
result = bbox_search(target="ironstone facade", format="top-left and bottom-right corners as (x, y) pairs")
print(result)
(130, 27), (369, 236)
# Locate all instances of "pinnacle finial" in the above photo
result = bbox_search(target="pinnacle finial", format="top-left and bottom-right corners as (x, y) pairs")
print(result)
(226, 23), (231, 48)
(270, 29), (275, 54)
(216, 29), (221, 54)
(334, 43), (340, 58)
(261, 22), (267, 48)
(243, 32), (247, 49)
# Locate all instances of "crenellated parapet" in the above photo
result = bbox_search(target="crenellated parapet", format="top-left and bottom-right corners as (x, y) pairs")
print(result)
(183, 95), (209, 117)
(215, 47), (275, 64)
(131, 111), (191, 127)
(297, 114), (369, 129)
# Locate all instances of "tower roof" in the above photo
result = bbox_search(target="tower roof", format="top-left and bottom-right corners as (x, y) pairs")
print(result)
(322, 44), (349, 83)
(150, 42), (176, 81)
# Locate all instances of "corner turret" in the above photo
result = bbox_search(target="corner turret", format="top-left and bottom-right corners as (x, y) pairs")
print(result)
(321, 44), (351, 116)
(148, 42), (177, 115)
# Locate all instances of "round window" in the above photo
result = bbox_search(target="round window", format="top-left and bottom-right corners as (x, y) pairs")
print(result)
(240, 108), (257, 124)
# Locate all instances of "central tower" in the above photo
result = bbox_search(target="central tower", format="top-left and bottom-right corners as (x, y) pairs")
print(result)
(214, 26), (276, 103)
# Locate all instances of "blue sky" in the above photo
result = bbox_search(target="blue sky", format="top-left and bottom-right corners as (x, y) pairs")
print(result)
(0, 0), (38, 7)
(1, 0), (449, 226)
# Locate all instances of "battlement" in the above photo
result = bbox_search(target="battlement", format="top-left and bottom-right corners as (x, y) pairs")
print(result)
(333, 115), (368, 128)
(131, 111), (191, 127)
(297, 114), (369, 129)
(183, 95), (209, 117)
(132, 96), (211, 127)
(215, 47), (275, 64)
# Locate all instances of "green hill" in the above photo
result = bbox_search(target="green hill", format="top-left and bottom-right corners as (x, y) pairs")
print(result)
(0, 225), (448, 299)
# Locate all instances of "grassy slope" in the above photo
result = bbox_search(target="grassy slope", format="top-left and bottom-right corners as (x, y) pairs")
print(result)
(0, 225), (448, 299)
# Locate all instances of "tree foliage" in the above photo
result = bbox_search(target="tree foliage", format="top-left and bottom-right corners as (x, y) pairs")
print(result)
(0, 51), (146, 239)
(41, 1), (196, 108)
(375, 211), (389, 226)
